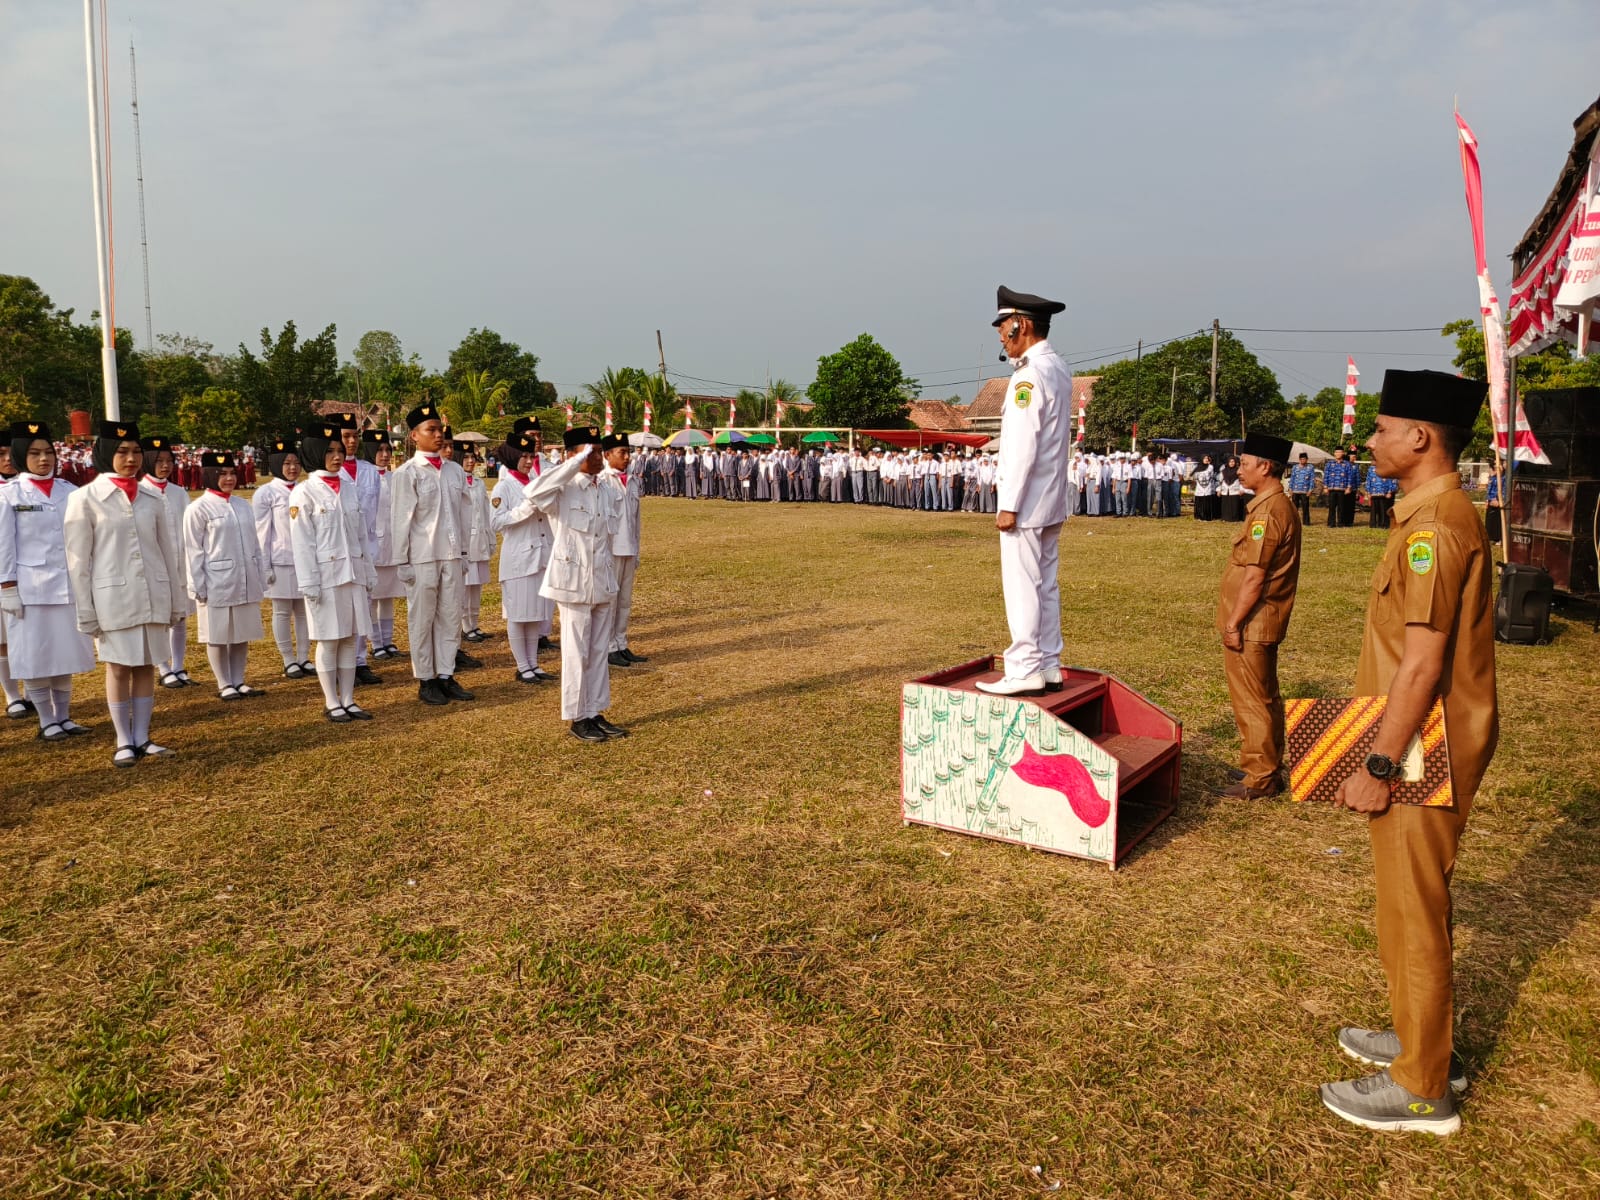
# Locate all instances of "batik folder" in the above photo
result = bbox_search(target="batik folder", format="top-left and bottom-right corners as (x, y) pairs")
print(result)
(1283, 697), (1453, 807)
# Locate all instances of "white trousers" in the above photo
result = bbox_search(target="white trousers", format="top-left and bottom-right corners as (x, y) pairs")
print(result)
(999, 522), (1063, 680)
(405, 559), (463, 680)
(608, 556), (637, 652)
(559, 600), (614, 721)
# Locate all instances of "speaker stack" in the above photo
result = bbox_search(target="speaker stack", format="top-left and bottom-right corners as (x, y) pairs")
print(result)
(1508, 386), (1600, 602)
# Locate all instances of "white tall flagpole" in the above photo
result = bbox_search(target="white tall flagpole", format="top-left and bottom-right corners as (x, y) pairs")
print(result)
(83, 0), (121, 421)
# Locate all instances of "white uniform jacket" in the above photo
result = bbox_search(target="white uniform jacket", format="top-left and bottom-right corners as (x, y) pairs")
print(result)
(253, 476), (297, 571)
(996, 339), (1074, 527)
(463, 473), (494, 564)
(389, 452), (468, 566)
(141, 475), (190, 552)
(525, 452), (619, 605)
(340, 456), (382, 561)
(0, 475), (77, 605)
(601, 465), (643, 558)
(183, 490), (269, 606)
(490, 468), (552, 581)
(63, 474), (185, 633)
(373, 470), (399, 567)
(289, 472), (376, 593)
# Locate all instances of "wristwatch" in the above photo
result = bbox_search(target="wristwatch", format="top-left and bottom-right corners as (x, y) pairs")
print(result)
(1364, 752), (1401, 781)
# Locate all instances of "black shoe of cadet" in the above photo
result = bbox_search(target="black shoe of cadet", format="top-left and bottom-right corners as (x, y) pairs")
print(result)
(355, 664), (381, 686)
(418, 679), (449, 706)
(592, 715), (629, 739)
(455, 649), (482, 671)
(439, 676), (475, 701)
(607, 650), (632, 668)
(622, 648), (649, 663)
(569, 718), (607, 743)
(539, 636), (558, 651)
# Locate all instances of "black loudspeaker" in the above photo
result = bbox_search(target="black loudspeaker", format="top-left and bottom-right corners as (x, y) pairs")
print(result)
(1519, 387), (1600, 477)
(1496, 562), (1554, 643)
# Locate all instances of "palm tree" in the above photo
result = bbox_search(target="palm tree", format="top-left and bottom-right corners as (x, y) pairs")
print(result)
(584, 368), (641, 430)
(442, 369), (510, 429)
(770, 378), (809, 427)
(632, 373), (681, 431)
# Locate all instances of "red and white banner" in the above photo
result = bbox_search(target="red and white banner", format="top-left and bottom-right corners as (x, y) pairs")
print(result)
(563, 401), (574, 429)
(603, 398), (614, 436)
(643, 401), (653, 434)
(729, 396), (738, 429)
(1076, 402), (1085, 445)
(1343, 356), (1359, 438)
(1456, 111), (1548, 464)
(684, 401), (694, 428)
(775, 398), (785, 428)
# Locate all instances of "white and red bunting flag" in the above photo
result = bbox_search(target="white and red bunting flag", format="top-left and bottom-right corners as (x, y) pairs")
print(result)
(684, 401), (694, 428)
(643, 400), (653, 434)
(775, 398), (785, 427)
(1456, 110), (1549, 464)
(1076, 400), (1086, 444)
(1343, 357), (1359, 438)
(729, 396), (738, 429)
(563, 402), (574, 429)
(603, 398), (614, 436)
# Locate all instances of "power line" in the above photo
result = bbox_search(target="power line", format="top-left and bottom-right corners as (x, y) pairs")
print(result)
(1245, 346), (1453, 357)
(1226, 325), (1451, 334)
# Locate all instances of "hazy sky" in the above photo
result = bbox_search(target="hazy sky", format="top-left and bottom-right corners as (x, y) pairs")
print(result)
(4, 1), (1597, 405)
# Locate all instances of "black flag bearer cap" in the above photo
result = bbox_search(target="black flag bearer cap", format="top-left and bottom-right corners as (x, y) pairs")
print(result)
(1240, 432), (1293, 465)
(1377, 370), (1487, 428)
(992, 285), (1066, 327)
(563, 425), (601, 450)
(405, 403), (440, 429)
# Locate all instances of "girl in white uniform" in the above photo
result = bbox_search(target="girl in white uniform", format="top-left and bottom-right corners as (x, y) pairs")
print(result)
(361, 430), (406, 660)
(63, 421), (186, 767)
(0, 445), (31, 719)
(183, 452), (269, 700)
(457, 442), (494, 643)
(139, 435), (197, 689)
(0, 421), (96, 740)
(290, 423), (376, 722)
(254, 437), (312, 678)
(490, 429), (556, 684)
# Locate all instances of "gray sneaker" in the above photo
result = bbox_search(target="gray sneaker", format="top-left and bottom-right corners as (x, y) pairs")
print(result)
(1337, 1027), (1468, 1094)
(1320, 1068), (1460, 1135)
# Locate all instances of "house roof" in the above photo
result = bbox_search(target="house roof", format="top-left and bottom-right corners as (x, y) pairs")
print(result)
(964, 374), (1099, 420)
(905, 400), (973, 431)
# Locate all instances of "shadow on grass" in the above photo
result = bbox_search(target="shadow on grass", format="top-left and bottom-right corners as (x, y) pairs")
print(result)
(621, 662), (908, 730)
(1455, 783), (1600, 1073)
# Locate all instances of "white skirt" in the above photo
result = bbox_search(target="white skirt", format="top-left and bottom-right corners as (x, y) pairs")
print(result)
(305, 581), (372, 641)
(466, 559), (490, 586)
(264, 560), (299, 600)
(197, 599), (265, 645)
(371, 563), (407, 601)
(3, 603), (96, 678)
(96, 622), (169, 667)
(501, 572), (555, 623)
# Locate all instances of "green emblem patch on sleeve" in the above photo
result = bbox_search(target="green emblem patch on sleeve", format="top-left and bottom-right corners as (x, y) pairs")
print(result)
(1013, 383), (1033, 409)
(1250, 521), (1265, 541)
(1406, 536), (1435, 575)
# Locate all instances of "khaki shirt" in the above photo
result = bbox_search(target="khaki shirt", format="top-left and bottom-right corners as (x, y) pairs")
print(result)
(1216, 486), (1301, 643)
(1355, 471), (1498, 804)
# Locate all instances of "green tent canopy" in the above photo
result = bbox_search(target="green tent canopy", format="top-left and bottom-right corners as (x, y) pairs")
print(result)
(801, 431), (840, 443)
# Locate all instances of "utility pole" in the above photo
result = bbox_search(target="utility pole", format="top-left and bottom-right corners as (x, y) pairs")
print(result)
(130, 39), (154, 353)
(1209, 318), (1220, 409)
(1136, 339), (1143, 409)
(656, 329), (667, 381)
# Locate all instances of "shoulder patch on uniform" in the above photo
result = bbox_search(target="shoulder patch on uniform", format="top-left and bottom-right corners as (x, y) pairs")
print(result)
(1407, 538), (1435, 575)
(491, 495), (501, 508)
(1013, 383), (1033, 409)
(288, 506), (299, 519)
(1250, 520), (1265, 542)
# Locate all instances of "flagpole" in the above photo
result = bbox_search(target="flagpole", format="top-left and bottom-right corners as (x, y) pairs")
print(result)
(83, 0), (120, 421)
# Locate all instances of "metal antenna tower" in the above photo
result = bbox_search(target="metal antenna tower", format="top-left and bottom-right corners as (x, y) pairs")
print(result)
(129, 38), (154, 350)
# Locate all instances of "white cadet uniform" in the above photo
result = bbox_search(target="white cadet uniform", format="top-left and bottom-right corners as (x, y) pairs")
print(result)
(601, 463), (643, 653)
(526, 451), (620, 722)
(290, 472), (375, 641)
(0, 475), (95, 678)
(183, 490), (268, 645)
(253, 476), (299, 599)
(490, 466), (554, 628)
(389, 450), (469, 681)
(995, 338), (1072, 681)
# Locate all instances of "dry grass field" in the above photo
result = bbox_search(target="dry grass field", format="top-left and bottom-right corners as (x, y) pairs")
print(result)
(1, 496), (1597, 1198)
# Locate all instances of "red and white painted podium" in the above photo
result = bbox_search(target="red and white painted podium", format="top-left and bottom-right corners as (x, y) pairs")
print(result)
(901, 657), (1182, 869)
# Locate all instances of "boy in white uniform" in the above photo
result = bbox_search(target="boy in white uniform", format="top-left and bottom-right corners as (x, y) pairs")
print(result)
(599, 433), (648, 667)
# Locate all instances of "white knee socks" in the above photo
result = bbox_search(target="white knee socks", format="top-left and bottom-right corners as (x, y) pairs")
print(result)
(0, 651), (19, 705)
(168, 620), (188, 673)
(314, 641), (341, 709)
(271, 599), (307, 665)
(462, 584), (483, 633)
(206, 644), (232, 690)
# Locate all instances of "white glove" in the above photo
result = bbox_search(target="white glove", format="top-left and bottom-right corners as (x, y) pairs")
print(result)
(266, 570), (276, 588)
(79, 618), (102, 637)
(171, 609), (187, 626)
(191, 588), (207, 605)
(398, 564), (416, 587)
(0, 588), (21, 619)
(302, 587), (321, 603)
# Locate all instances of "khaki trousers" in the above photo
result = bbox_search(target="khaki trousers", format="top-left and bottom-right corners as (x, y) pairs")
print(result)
(1369, 798), (1469, 1098)
(1222, 640), (1283, 790)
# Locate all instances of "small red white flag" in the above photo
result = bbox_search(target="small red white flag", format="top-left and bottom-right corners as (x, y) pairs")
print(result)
(603, 398), (614, 435)
(684, 401), (694, 428)
(643, 401), (653, 434)
(1343, 357), (1359, 438)
(563, 402), (574, 429)
(729, 396), (738, 429)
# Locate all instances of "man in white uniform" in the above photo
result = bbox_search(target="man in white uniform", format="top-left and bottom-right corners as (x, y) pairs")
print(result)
(600, 433), (648, 667)
(334, 413), (384, 685)
(978, 285), (1072, 697)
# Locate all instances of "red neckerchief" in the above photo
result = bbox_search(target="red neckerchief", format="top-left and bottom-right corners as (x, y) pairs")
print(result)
(324, 473), (341, 494)
(151, 478), (169, 492)
(206, 488), (230, 500)
(30, 476), (55, 499)
(108, 475), (140, 503)
(505, 468), (529, 486)
(620, 472), (628, 487)
(342, 460), (358, 478)
(425, 455), (442, 469)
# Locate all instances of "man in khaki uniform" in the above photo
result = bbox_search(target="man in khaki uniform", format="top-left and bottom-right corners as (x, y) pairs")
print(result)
(1216, 432), (1301, 800)
(1322, 369), (1495, 1137)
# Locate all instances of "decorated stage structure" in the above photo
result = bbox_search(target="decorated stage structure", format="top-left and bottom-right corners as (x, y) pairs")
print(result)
(901, 658), (1182, 869)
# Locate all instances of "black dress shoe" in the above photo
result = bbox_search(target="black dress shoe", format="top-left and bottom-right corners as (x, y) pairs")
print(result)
(324, 706), (352, 723)
(538, 636), (558, 651)
(455, 649), (482, 670)
(607, 650), (632, 668)
(462, 628), (486, 644)
(439, 676), (475, 701)
(531, 667), (557, 682)
(569, 718), (607, 743)
(355, 664), (382, 686)
(592, 715), (629, 739)
(622, 648), (649, 663)
(418, 680), (449, 706)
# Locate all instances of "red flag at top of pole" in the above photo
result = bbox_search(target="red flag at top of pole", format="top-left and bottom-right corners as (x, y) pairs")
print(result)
(1455, 109), (1549, 464)
(1343, 357), (1359, 438)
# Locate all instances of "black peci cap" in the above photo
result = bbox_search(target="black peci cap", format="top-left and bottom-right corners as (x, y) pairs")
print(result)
(1240, 432), (1293, 465)
(1378, 370), (1488, 428)
(600, 433), (629, 452)
(563, 425), (601, 450)
(405, 403), (440, 430)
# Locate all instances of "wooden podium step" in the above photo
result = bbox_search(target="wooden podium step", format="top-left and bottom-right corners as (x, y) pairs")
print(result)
(901, 656), (1182, 869)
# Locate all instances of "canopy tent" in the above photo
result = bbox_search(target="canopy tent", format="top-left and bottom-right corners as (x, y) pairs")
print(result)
(856, 429), (990, 450)
(628, 432), (664, 448)
(451, 430), (490, 443)
(743, 432), (776, 445)
(712, 430), (749, 445)
(1510, 94), (1600, 356)
(1150, 437), (1332, 464)
(665, 428), (710, 446)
